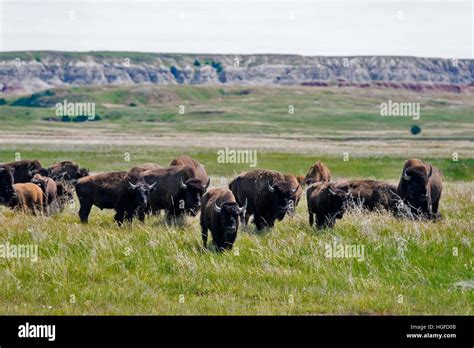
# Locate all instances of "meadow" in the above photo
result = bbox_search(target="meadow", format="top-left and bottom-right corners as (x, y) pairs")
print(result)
(0, 85), (472, 315)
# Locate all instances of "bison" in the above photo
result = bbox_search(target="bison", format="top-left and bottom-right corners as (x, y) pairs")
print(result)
(0, 160), (45, 183)
(334, 180), (400, 213)
(56, 181), (74, 212)
(307, 182), (349, 228)
(303, 161), (331, 185)
(49, 160), (89, 181)
(229, 169), (297, 229)
(75, 171), (155, 224)
(141, 165), (209, 222)
(31, 173), (58, 215)
(397, 159), (442, 219)
(129, 163), (163, 176)
(0, 167), (43, 214)
(200, 187), (247, 251)
(170, 156), (209, 189)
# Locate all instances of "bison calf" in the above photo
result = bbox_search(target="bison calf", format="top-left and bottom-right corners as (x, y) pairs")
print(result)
(304, 161), (331, 185)
(32, 174), (57, 214)
(200, 188), (247, 251)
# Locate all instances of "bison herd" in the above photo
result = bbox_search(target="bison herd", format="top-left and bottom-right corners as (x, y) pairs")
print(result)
(0, 156), (442, 251)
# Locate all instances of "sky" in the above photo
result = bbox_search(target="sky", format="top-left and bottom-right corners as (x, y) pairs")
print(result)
(0, 0), (472, 58)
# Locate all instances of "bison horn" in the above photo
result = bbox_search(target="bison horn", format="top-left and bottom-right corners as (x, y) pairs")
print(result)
(204, 178), (210, 189)
(213, 202), (222, 213)
(149, 181), (157, 189)
(291, 184), (300, 193)
(267, 181), (275, 193)
(128, 181), (137, 189)
(428, 165), (432, 178)
(402, 169), (411, 181)
(239, 198), (248, 214)
(180, 178), (188, 189)
(328, 188), (337, 196)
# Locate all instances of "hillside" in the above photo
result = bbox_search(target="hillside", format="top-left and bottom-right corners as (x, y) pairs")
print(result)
(0, 51), (472, 95)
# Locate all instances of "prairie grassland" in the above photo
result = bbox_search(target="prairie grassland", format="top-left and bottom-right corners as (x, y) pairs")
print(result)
(0, 180), (472, 315)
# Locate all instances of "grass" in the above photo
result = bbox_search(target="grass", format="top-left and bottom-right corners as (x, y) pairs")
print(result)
(0, 181), (472, 315)
(0, 85), (472, 315)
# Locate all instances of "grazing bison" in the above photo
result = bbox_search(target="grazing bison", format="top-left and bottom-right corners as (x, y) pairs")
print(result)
(31, 174), (58, 214)
(284, 174), (303, 214)
(49, 161), (89, 181)
(0, 160), (45, 183)
(200, 187), (247, 251)
(304, 161), (331, 185)
(75, 171), (155, 224)
(334, 180), (400, 213)
(170, 156), (209, 189)
(141, 165), (209, 222)
(307, 182), (349, 228)
(397, 159), (442, 219)
(0, 167), (43, 213)
(129, 163), (163, 176)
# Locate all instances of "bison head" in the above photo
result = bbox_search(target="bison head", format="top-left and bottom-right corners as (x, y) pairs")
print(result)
(401, 165), (433, 215)
(128, 181), (157, 209)
(213, 199), (247, 248)
(267, 180), (292, 220)
(179, 177), (208, 216)
(31, 174), (48, 193)
(320, 185), (350, 227)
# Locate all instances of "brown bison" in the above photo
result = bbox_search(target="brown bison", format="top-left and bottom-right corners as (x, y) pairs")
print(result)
(284, 174), (303, 214)
(49, 160), (89, 181)
(0, 167), (43, 213)
(200, 187), (247, 251)
(303, 161), (331, 185)
(129, 163), (163, 176)
(170, 156), (209, 189)
(31, 173), (58, 214)
(397, 159), (442, 219)
(307, 182), (349, 228)
(75, 171), (156, 225)
(229, 170), (298, 229)
(334, 180), (400, 213)
(141, 165), (210, 222)
(0, 159), (46, 183)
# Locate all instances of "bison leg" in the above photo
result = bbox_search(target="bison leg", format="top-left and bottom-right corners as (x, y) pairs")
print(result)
(114, 209), (125, 226)
(125, 210), (134, 224)
(137, 208), (146, 223)
(78, 200), (93, 223)
(309, 213), (314, 226)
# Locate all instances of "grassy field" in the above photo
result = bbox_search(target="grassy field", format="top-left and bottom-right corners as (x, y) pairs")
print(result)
(0, 85), (473, 315)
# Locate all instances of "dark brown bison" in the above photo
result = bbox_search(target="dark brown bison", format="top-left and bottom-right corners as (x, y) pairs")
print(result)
(397, 159), (443, 219)
(307, 182), (349, 228)
(75, 171), (155, 224)
(0, 160), (45, 183)
(170, 156), (209, 189)
(334, 180), (400, 213)
(141, 165), (210, 222)
(129, 163), (163, 176)
(31, 173), (57, 214)
(304, 161), (331, 185)
(284, 174), (303, 214)
(49, 160), (89, 181)
(200, 187), (247, 251)
(229, 169), (296, 229)
(0, 167), (43, 213)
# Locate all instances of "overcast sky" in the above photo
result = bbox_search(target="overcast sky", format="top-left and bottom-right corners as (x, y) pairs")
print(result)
(0, 0), (472, 58)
